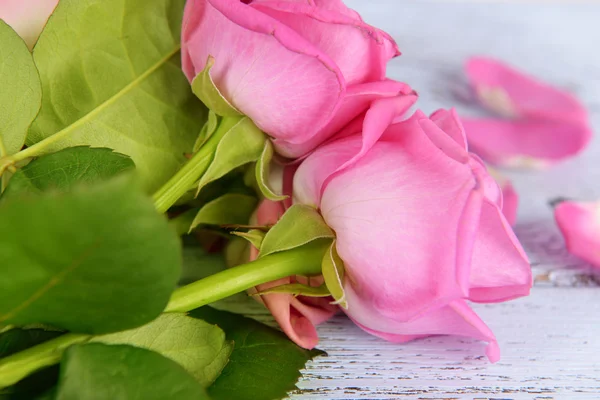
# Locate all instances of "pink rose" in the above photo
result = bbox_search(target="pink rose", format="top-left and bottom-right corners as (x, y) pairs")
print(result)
(0, 0), (58, 49)
(290, 105), (532, 361)
(554, 200), (600, 269)
(181, 0), (413, 158)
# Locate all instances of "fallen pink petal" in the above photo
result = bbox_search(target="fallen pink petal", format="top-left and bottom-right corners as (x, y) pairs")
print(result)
(554, 200), (600, 269)
(461, 57), (592, 168)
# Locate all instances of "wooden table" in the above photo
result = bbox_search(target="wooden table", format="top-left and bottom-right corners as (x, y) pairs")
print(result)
(281, 1), (600, 398)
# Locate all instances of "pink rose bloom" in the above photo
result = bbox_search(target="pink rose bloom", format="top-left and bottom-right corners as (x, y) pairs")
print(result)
(289, 105), (532, 362)
(0, 0), (58, 49)
(554, 200), (600, 269)
(461, 57), (592, 168)
(181, 0), (414, 158)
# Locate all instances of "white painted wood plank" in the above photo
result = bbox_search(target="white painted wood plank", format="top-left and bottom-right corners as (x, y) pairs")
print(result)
(345, 0), (600, 286)
(284, 287), (600, 399)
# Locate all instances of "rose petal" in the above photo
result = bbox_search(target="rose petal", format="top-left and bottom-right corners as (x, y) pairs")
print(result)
(255, 283), (337, 349)
(461, 118), (592, 168)
(555, 200), (600, 269)
(252, 0), (362, 20)
(466, 57), (588, 123)
(429, 108), (469, 151)
(0, 0), (58, 49)
(315, 126), (477, 321)
(469, 198), (531, 303)
(274, 80), (415, 158)
(292, 137), (361, 207)
(252, 1), (399, 84)
(469, 155), (503, 208)
(330, 94), (418, 174)
(182, 0), (345, 142)
(347, 297), (500, 362)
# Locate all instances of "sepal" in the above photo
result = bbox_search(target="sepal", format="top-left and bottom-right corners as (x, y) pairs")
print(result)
(259, 205), (334, 257)
(191, 56), (241, 117)
(321, 240), (347, 309)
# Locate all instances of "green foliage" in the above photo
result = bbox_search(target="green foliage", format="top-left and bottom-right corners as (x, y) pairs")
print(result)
(27, 0), (206, 192)
(191, 307), (325, 400)
(231, 229), (266, 250)
(255, 141), (287, 201)
(191, 56), (241, 117)
(1, 147), (134, 202)
(0, 328), (63, 358)
(55, 344), (210, 400)
(196, 117), (266, 195)
(95, 314), (233, 387)
(253, 283), (330, 298)
(0, 21), (41, 157)
(190, 194), (258, 232)
(321, 240), (347, 309)
(259, 205), (334, 257)
(0, 175), (181, 334)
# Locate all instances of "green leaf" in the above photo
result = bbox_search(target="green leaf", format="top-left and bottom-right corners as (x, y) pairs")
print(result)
(27, 0), (207, 192)
(196, 117), (266, 195)
(190, 194), (257, 232)
(194, 111), (220, 153)
(0, 366), (59, 400)
(0, 175), (181, 334)
(231, 229), (265, 250)
(253, 283), (330, 298)
(190, 307), (325, 400)
(55, 343), (210, 400)
(94, 314), (233, 387)
(0, 328), (63, 359)
(0, 329), (62, 400)
(169, 208), (200, 236)
(179, 235), (231, 280)
(322, 240), (347, 309)
(224, 238), (251, 269)
(0, 20), (42, 157)
(259, 205), (334, 258)
(1, 147), (134, 202)
(255, 141), (287, 201)
(191, 56), (241, 117)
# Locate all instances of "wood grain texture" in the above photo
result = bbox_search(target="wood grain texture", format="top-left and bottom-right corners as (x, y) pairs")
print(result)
(285, 288), (600, 399)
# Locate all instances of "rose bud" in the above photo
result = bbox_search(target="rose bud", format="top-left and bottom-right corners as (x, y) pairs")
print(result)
(181, 0), (414, 158)
(554, 200), (600, 269)
(250, 199), (338, 349)
(289, 106), (532, 362)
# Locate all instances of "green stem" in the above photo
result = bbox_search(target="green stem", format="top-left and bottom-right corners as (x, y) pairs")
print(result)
(152, 115), (238, 214)
(0, 333), (91, 388)
(166, 240), (328, 312)
(0, 241), (328, 388)
(152, 147), (214, 214)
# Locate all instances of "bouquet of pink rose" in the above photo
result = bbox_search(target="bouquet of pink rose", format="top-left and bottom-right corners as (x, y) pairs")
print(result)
(0, 0), (534, 398)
